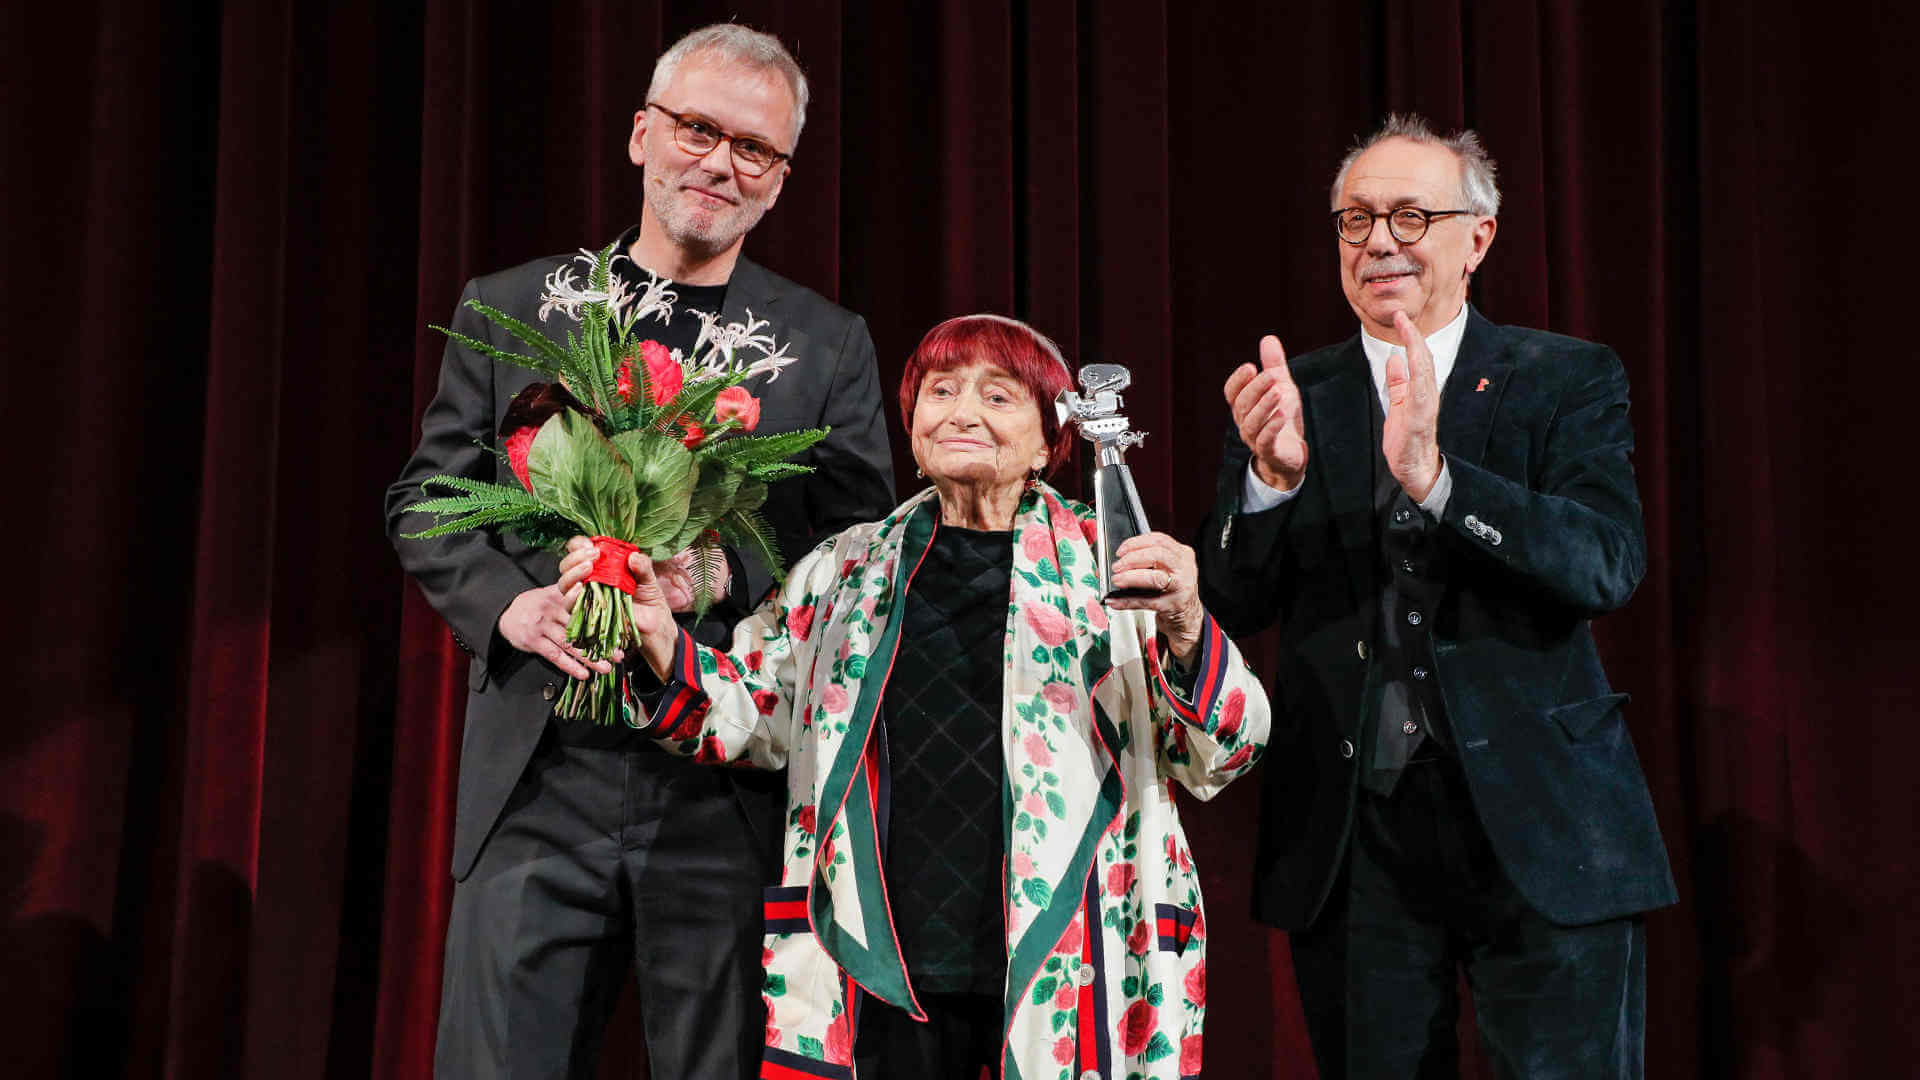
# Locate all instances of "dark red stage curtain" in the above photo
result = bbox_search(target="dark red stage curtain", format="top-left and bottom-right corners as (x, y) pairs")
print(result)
(6, 2), (1914, 1078)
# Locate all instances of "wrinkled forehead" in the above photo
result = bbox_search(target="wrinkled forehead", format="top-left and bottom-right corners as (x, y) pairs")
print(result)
(1342, 138), (1463, 208)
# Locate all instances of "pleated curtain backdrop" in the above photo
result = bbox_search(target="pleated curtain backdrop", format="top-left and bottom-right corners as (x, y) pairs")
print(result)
(5, 1), (1915, 1078)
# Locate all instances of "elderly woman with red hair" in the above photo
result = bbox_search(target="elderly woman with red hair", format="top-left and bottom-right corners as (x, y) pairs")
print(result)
(568, 314), (1269, 1079)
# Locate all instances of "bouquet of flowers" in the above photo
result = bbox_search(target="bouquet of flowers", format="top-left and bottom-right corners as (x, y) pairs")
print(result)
(404, 244), (829, 725)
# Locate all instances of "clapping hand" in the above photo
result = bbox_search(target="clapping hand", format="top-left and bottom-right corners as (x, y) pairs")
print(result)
(1382, 310), (1442, 502)
(1224, 335), (1308, 491)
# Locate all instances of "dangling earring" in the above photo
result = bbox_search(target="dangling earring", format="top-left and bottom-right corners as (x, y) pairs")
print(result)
(915, 465), (925, 479)
(1025, 464), (1044, 490)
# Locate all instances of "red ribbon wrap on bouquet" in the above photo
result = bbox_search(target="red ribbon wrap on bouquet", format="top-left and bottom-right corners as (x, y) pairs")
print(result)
(586, 536), (641, 595)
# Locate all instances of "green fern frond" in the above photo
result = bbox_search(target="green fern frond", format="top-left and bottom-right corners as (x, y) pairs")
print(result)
(667, 371), (750, 429)
(745, 462), (815, 483)
(698, 427), (832, 468)
(432, 326), (562, 377)
(402, 475), (581, 538)
(402, 503), (570, 539)
(717, 507), (787, 583)
(458, 303), (576, 374)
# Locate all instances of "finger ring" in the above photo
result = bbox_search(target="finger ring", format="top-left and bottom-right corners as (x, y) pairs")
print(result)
(1158, 570), (1171, 591)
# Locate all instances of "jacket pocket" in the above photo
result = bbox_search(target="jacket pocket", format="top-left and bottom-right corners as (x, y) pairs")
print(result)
(1549, 692), (1629, 741)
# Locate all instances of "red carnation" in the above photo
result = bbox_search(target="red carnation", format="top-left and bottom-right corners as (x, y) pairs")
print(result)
(615, 358), (638, 404)
(680, 421), (706, 449)
(1119, 1000), (1158, 1056)
(1180, 1034), (1204, 1075)
(746, 650), (765, 672)
(715, 385), (762, 431)
(1184, 961), (1206, 1007)
(503, 426), (538, 492)
(797, 804), (817, 833)
(643, 340), (682, 405)
(1127, 918), (1151, 956)
(497, 381), (593, 492)
(1052, 1035), (1076, 1065)
(1106, 862), (1136, 897)
(1216, 688), (1246, 740)
(752, 689), (780, 715)
(786, 605), (815, 642)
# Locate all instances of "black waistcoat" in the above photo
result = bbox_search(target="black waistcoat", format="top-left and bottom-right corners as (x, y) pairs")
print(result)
(1361, 394), (1454, 796)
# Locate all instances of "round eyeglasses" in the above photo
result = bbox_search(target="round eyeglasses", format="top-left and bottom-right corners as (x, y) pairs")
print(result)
(1332, 206), (1473, 246)
(646, 102), (791, 177)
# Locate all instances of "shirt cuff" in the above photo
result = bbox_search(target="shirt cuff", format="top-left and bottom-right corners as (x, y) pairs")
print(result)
(1242, 463), (1304, 512)
(1417, 458), (1452, 518)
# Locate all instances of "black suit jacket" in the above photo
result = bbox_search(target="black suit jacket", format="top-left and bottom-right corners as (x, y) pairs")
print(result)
(1198, 308), (1676, 929)
(386, 244), (895, 881)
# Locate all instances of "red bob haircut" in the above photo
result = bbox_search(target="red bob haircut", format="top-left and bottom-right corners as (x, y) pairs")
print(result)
(898, 314), (1077, 476)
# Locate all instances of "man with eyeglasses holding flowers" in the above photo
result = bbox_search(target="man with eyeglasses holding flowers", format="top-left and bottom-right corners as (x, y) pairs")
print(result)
(1197, 114), (1675, 1078)
(387, 23), (892, 1080)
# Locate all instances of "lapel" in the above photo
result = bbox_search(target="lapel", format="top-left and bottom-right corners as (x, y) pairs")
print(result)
(1435, 307), (1512, 469)
(1301, 338), (1376, 606)
(720, 254), (783, 328)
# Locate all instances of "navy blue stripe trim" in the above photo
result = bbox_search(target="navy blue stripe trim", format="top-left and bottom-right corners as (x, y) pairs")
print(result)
(633, 629), (707, 738)
(1154, 903), (1198, 954)
(764, 919), (811, 934)
(760, 1043), (853, 1079)
(1084, 873), (1112, 1078)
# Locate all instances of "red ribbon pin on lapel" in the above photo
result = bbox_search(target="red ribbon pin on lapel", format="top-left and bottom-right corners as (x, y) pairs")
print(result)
(1475, 377), (1490, 392)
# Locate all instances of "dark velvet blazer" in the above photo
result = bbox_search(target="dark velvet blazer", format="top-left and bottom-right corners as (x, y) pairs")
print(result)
(386, 244), (895, 881)
(1197, 307), (1676, 930)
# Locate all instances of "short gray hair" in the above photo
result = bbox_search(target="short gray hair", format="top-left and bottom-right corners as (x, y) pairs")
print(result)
(1330, 113), (1501, 217)
(646, 24), (810, 147)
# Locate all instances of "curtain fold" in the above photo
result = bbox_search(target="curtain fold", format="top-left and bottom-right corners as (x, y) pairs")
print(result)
(8, 2), (1914, 1076)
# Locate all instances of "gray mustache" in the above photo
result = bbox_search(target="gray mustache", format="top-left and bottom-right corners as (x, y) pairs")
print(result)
(1361, 257), (1421, 280)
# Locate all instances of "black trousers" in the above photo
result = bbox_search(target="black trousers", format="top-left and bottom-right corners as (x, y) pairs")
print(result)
(853, 992), (1000, 1080)
(1290, 756), (1646, 1080)
(435, 734), (773, 1080)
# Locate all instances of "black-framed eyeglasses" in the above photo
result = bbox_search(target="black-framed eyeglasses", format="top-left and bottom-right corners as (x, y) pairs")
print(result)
(1332, 206), (1473, 245)
(645, 102), (791, 177)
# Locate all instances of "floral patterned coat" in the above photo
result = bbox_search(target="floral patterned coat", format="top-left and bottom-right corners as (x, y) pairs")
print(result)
(635, 483), (1270, 1080)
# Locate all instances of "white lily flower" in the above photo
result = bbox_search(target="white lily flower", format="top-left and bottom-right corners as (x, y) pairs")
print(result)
(538, 264), (609, 322)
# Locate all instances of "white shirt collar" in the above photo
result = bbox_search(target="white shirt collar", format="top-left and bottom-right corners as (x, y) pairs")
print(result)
(1358, 303), (1471, 416)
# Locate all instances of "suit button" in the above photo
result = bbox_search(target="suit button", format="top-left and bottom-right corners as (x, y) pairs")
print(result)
(1340, 739), (1355, 759)
(541, 682), (558, 701)
(1356, 640), (1368, 660)
(1401, 559), (1415, 574)
(1465, 514), (1481, 529)
(1406, 610), (1423, 627)
(1081, 1071), (1101, 1080)
(1412, 666), (1428, 680)
(1076, 963), (1095, 987)
(1402, 720), (1419, 735)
